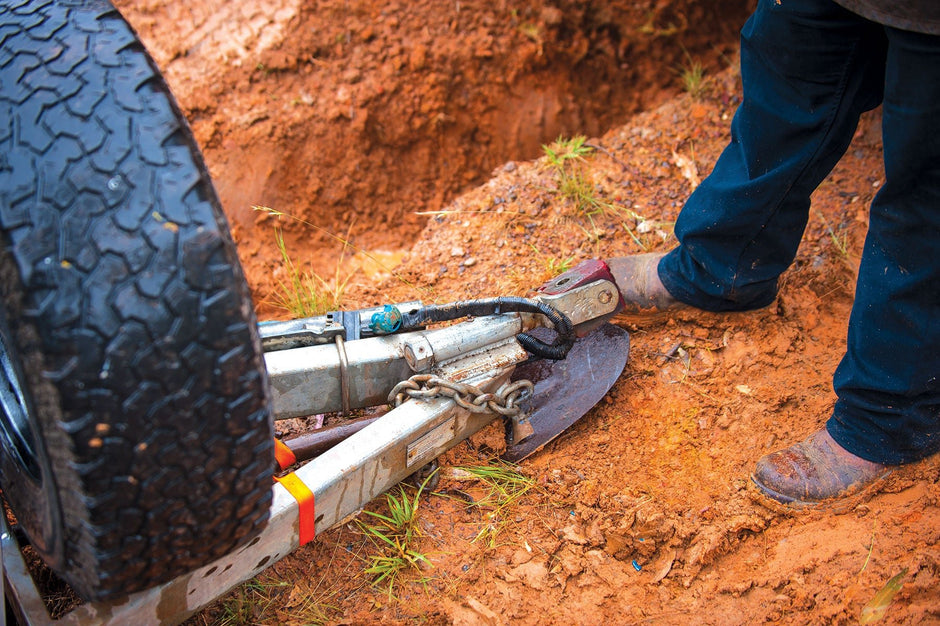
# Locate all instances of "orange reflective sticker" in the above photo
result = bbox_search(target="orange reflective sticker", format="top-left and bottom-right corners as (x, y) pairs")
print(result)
(275, 472), (316, 545)
(274, 438), (297, 471)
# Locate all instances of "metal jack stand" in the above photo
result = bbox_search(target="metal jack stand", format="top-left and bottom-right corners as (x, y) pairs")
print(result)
(3, 261), (628, 625)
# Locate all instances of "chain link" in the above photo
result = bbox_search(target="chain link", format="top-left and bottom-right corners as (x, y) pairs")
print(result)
(388, 374), (534, 417)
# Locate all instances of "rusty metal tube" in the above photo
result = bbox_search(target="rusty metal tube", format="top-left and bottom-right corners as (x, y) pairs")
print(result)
(279, 416), (381, 464)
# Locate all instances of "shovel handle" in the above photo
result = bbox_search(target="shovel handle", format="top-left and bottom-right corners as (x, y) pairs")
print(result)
(278, 415), (380, 466)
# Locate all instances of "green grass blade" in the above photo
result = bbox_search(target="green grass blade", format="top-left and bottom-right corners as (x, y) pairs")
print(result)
(860, 568), (909, 625)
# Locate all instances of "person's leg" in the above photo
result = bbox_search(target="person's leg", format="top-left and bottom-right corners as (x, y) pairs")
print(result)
(752, 24), (940, 505)
(826, 25), (940, 466)
(658, 0), (886, 311)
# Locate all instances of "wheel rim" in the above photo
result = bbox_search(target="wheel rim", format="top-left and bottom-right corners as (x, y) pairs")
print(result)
(0, 324), (41, 481)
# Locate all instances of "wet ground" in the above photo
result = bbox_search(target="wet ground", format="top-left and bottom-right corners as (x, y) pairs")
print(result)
(111, 1), (940, 623)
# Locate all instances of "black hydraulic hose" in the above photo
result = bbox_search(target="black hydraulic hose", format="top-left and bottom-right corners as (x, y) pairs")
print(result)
(400, 297), (574, 360)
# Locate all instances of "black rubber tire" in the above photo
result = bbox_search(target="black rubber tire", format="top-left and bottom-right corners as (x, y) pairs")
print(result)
(0, 0), (274, 601)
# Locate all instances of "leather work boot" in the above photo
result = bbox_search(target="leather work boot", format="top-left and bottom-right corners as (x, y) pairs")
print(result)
(607, 252), (689, 320)
(751, 429), (891, 506)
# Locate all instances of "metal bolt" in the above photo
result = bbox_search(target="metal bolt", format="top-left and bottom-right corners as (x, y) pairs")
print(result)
(598, 289), (613, 304)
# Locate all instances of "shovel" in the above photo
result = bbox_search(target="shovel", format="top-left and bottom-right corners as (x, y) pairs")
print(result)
(502, 322), (629, 461)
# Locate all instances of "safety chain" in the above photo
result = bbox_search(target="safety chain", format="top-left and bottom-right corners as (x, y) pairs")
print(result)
(388, 374), (534, 417)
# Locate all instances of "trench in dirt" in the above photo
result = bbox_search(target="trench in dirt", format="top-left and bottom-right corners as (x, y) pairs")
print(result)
(239, 4), (750, 250)
(118, 0), (755, 306)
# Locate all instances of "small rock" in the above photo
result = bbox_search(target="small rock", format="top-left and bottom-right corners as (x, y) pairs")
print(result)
(510, 548), (533, 565)
(509, 559), (550, 590)
(541, 6), (563, 25)
(409, 44), (428, 70)
(561, 523), (589, 545)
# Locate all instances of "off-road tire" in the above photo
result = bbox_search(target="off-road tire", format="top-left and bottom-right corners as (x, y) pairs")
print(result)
(0, 0), (274, 600)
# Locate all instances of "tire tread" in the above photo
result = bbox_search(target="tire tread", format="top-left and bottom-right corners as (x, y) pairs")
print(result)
(0, 0), (273, 600)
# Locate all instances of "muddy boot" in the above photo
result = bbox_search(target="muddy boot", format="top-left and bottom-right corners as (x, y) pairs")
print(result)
(751, 429), (891, 506)
(607, 252), (689, 320)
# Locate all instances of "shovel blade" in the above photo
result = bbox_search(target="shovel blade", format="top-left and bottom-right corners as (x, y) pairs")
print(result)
(502, 323), (629, 462)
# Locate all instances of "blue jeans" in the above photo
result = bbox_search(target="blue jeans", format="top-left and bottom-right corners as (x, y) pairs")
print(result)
(658, 0), (940, 464)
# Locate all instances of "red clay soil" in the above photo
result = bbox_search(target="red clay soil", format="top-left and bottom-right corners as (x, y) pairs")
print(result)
(111, 1), (939, 624)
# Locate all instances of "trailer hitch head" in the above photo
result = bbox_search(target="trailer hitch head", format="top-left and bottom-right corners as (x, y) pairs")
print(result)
(535, 259), (625, 336)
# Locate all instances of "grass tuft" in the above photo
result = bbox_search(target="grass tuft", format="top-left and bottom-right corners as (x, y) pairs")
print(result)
(529, 244), (575, 279)
(253, 205), (431, 300)
(672, 44), (707, 99)
(357, 473), (435, 598)
(542, 136), (665, 250)
(678, 57), (705, 98)
(455, 461), (535, 549)
(543, 135), (599, 215)
(815, 208), (851, 258)
(270, 226), (351, 317)
(216, 574), (289, 626)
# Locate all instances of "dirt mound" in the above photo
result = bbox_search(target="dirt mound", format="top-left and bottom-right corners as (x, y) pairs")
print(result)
(337, 70), (937, 625)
